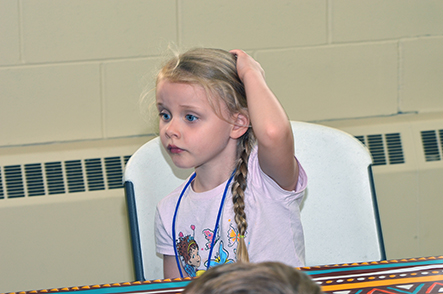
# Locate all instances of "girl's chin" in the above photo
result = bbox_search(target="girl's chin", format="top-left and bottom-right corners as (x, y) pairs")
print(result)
(170, 159), (194, 170)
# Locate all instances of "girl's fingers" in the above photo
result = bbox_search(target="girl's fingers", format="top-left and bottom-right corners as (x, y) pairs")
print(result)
(229, 49), (244, 55)
(230, 49), (265, 81)
(230, 49), (248, 60)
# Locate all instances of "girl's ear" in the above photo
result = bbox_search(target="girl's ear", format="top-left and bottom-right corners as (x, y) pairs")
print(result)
(230, 112), (249, 139)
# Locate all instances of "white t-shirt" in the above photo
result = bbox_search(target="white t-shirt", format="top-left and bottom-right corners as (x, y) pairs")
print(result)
(154, 146), (307, 277)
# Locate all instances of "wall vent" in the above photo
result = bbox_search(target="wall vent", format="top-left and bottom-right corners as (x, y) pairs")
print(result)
(0, 169), (3, 198)
(355, 133), (405, 166)
(319, 113), (443, 259)
(421, 129), (443, 162)
(0, 155), (131, 199)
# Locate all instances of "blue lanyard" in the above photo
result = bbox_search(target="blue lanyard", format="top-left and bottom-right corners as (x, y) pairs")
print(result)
(172, 171), (235, 278)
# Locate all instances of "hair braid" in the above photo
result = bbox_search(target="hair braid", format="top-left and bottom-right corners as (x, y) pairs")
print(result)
(231, 129), (254, 263)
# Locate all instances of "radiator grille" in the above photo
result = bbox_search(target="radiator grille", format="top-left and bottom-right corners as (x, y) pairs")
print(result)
(46, 162), (66, 195)
(0, 155), (131, 199)
(355, 132), (405, 166)
(385, 133), (405, 165)
(25, 163), (45, 196)
(0, 169), (3, 199)
(65, 160), (85, 193)
(105, 157), (127, 190)
(4, 165), (25, 198)
(85, 158), (106, 191)
(421, 129), (442, 162)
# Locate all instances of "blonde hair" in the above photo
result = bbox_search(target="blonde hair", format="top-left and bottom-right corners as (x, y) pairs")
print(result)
(157, 48), (255, 262)
(183, 262), (324, 294)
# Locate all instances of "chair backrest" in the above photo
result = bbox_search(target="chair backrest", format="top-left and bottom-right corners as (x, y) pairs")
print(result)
(124, 121), (385, 281)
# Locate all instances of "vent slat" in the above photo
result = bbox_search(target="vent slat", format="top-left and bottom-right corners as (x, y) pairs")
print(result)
(25, 163), (45, 197)
(4, 165), (25, 198)
(421, 130), (441, 162)
(65, 160), (86, 193)
(7, 187), (26, 192)
(45, 162), (66, 195)
(0, 154), (132, 199)
(367, 134), (387, 166)
(85, 158), (105, 191)
(0, 169), (4, 199)
(105, 157), (123, 189)
(356, 133), (405, 166)
(355, 136), (365, 146)
(385, 133), (405, 165)
(124, 155), (131, 165)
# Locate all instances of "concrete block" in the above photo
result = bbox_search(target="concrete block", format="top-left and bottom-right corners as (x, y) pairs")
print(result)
(332, 0), (443, 42)
(0, 63), (102, 146)
(401, 37), (443, 113)
(256, 42), (398, 121)
(0, 0), (20, 65)
(180, 0), (327, 49)
(21, 0), (177, 63)
(102, 58), (162, 138)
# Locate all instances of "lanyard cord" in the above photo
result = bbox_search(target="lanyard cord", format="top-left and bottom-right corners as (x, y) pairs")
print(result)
(172, 170), (235, 278)
(172, 173), (195, 278)
(206, 171), (235, 269)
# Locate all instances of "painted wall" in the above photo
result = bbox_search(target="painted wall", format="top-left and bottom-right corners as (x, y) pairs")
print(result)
(2, 0), (443, 147)
(1, 0), (442, 292)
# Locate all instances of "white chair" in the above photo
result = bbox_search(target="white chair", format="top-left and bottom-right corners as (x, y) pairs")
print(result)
(124, 121), (386, 281)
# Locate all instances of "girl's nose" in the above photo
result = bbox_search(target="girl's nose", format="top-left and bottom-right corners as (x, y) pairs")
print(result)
(165, 119), (180, 138)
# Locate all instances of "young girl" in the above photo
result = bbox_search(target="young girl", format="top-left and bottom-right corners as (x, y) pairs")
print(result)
(154, 48), (307, 279)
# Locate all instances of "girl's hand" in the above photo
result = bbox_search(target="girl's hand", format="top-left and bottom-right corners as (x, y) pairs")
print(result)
(230, 49), (265, 83)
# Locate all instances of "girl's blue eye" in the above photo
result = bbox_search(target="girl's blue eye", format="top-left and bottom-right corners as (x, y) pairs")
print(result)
(160, 112), (171, 121)
(185, 114), (198, 122)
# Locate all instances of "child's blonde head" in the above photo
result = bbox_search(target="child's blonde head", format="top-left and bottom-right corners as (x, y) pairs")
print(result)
(183, 262), (324, 294)
(157, 48), (247, 121)
(156, 48), (254, 263)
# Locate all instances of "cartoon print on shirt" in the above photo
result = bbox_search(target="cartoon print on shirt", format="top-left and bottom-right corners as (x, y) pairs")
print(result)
(204, 240), (235, 268)
(176, 225), (201, 277)
(227, 223), (246, 247)
(202, 228), (219, 250)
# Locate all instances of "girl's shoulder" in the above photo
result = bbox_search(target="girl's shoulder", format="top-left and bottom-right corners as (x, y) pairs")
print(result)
(157, 177), (191, 209)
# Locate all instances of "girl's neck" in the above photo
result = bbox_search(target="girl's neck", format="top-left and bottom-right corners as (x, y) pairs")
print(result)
(192, 163), (236, 193)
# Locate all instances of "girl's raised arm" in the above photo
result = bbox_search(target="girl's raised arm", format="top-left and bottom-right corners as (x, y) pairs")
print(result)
(230, 49), (298, 191)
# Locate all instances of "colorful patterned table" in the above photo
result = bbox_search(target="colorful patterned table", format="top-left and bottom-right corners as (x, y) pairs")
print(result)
(5, 256), (443, 294)
(303, 256), (443, 294)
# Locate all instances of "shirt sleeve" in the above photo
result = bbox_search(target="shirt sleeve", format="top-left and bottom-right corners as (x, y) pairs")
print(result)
(294, 157), (308, 194)
(248, 145), (308, 203)
(154, 205), (175, 256)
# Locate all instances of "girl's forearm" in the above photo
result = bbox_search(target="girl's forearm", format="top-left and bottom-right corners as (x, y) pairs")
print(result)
(243, 71), (293, 149)
(231, 49), (298, 190)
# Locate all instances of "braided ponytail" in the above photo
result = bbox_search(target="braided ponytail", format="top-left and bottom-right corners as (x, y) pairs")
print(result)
(231, 129), (255, 263)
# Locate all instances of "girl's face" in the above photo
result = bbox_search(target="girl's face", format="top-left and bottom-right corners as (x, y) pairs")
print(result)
(156, 80), (238, 171)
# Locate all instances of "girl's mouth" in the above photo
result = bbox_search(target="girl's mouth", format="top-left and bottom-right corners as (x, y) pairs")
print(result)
(168, 145), (184, 154)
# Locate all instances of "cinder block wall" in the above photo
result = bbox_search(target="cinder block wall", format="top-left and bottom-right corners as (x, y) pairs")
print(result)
(2, 1), (443, 147)
(1, 0), (443, 292)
